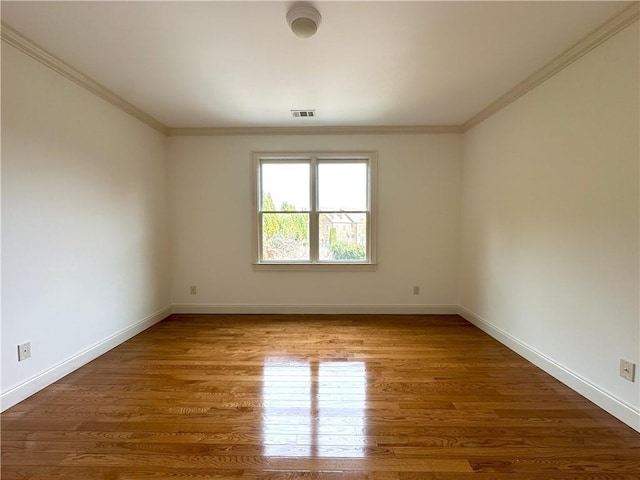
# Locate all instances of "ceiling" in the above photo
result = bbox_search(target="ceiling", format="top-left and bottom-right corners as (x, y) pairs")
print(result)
(0, 1), (633, 130)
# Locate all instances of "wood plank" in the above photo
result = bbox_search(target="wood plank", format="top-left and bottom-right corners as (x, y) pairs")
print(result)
(2, 313), (639, 479)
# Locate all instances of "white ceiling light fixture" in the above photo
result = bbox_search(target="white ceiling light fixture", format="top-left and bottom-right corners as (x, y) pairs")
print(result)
(287, 5), (322, 38)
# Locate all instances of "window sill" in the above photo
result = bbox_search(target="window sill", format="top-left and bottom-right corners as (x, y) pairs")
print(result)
(253, 263), (377, 272)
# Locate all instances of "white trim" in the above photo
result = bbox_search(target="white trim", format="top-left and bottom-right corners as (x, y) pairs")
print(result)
(463, 2), (640, 131)
(458, 305), (640, 433)
(168, 125), (463, 136)
(4, 304), (638, 433)
(253, 152), (377, 267)
(3, 4), (638, 138)
(0, 306), (172, 412)
(367, 153), (378, 264)
(172, 303), (458, 315)
(253, 262), (377, 271)
(0, 22), (168, 135)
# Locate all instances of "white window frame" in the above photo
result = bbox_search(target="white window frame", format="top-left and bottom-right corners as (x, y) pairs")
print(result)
(253, 151), (377, 271)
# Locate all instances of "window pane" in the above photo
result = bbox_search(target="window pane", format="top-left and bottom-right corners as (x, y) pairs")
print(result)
(262, 163), (310, 211)
(318, 163), (367, 211)
(319, 213), (367, 261)
(262, 213), (310, 261)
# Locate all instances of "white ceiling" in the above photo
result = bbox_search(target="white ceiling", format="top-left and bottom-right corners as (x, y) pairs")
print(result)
(0, 1), (631, 129)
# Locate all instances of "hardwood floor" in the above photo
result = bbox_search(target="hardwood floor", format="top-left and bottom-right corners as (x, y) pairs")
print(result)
(2, 314), (639, 479)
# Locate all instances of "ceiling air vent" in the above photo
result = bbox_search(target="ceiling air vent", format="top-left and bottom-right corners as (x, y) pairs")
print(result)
(291, 109), (316, 118)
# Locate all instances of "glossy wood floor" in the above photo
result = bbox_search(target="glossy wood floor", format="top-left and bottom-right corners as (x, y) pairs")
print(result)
(2, 314), (639, 479)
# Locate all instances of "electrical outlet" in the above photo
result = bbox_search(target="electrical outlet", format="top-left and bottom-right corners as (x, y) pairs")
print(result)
(190, 285), (197, 295)
(413, 285), (420, 295)
(620, 359), (636, 382)
(18, 342), (31, 362)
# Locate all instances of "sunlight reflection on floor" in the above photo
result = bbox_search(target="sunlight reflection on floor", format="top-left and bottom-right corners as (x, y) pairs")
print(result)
(262, 358), (367, 458)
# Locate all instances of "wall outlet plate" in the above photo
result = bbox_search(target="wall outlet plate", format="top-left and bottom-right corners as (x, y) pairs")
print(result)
(190, 285), (197, 295)
(18, 342), (31, 361)
(620, 359), (636, 382)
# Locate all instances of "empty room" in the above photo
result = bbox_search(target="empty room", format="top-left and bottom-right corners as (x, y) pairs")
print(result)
(1, 1), (639, 478)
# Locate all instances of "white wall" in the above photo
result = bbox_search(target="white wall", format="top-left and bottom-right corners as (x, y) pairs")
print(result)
(2, 15), (638, 433)
(1, 44), (171, 408)
(169, 134), (462, 313)
(459, 23), (639, 429)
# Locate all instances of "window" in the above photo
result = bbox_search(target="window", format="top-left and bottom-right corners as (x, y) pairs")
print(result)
(253, 152), (377, 270)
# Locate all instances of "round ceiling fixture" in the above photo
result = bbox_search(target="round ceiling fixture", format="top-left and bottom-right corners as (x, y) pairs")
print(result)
(287, 5), (322, 38)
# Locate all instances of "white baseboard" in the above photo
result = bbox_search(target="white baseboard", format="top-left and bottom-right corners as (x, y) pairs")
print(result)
(0, 305), (172, 412)
(458, 305), (640, 433)
(6, 303), (636, 434)
(171, 303), (459, 315)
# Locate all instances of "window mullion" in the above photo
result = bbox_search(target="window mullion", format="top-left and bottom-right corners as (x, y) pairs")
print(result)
(309, 156), (319, 263)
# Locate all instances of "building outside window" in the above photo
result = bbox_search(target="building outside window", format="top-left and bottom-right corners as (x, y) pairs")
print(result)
(253, 152), (377, 270)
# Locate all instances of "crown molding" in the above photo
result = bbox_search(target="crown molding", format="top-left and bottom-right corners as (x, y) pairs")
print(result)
(2, 2), (638, 138)
(462, 2), (640, 132)
(1, 21), (168, 135)
(166, 125), (464, 136)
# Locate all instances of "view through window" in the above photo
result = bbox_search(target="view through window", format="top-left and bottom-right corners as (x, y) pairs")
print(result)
(254, 152), (377, 267)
